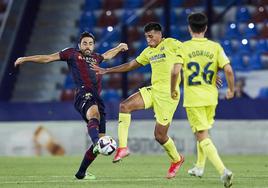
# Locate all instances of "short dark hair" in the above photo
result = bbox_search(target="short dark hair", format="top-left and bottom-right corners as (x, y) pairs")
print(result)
(188, 12), (208, 33)
(79, 31), (95, 43)
(144, 22), (162, 33)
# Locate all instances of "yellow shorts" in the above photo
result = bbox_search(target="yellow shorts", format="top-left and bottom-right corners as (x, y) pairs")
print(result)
(139, 86), (179, 126)
(186, 105), (216, 133)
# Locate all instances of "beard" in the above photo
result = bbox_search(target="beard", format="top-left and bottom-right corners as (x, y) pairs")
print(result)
(81, 49), (92, 57)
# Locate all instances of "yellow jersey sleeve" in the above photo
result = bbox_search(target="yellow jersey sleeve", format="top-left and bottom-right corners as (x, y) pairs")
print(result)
(167, 38), (184, 65)
(217, 44), (230, 68)
(136, 48), (150, 66)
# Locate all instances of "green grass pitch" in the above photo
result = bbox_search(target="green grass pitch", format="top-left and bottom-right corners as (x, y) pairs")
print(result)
(0, 155), (267, 188)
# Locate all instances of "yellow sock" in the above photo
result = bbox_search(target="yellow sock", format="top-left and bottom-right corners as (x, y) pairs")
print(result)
(200, 138), (225, 175)
(196, 141), (206, 168)
(163, 137), (181, 163)
(118, 113), (131, 148)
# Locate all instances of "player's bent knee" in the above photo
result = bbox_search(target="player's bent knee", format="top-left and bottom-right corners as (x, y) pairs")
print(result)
(154, 134), (166, 145)
(119, 102), (131, 113)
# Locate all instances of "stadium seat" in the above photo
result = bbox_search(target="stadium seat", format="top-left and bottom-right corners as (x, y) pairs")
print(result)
(97, 42), (114, 54)
(102, 0), (123, 10)
(231, 54), (246, 70)
(107, 73), (122, 89)
(127, 27), (141, 43)
(60, 89), (75, 101)
(138, 10), (159, 26)
(100, 27), (121, 43)
(259, 23), (268, 38)
(64, 73), (75, 89)
(247, 53), (263, 70)
(236, 6), (251, 22)
(170, 0), (184, 7)
(243, 23), (258, 38)
(123, 0), (143, 9)
(84, 0), (101, 11)
(221, 39), (234, 56)
(128, 72), (145, 90)
(102, 89), (121, 102)
(144, 0), (165, 8)
(97, 10), (118, 27)
(177, 8), (192, 26)
(251, 6), (268, 23)
(255, 39), (268, 53)
(182, 0), (203, 7)
(79, 11), (96, 29)
(238, 39), (251, 55)
(121, 9), (139, 25)
(170, 10), (178, 25)
(224, 22), (241, 40)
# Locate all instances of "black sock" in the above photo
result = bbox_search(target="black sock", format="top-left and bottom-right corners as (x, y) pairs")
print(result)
(75, 145), (97, 179)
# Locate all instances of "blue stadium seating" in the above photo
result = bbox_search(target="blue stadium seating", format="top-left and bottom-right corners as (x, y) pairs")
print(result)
(79, 11), (96, 29)
(255, 39), (268, 53)
(123, 0), (143, 9)
(221, 39), (234, 56)
(224, 22), (241, 40)
(243, 23), (258, 38)
(237, 39), (251, 55)
(247, 53), (263, 70)
(84, 0), (101, 11)
(231, 54), (246, 70)
(236, 6), (251, 22)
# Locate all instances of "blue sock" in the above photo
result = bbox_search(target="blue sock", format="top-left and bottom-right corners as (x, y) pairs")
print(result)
(87, 118), (99, 145)
(75, 145), (97, 179)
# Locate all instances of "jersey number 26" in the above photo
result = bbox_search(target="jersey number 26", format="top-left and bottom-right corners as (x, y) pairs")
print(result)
(187, 62), (214, 86)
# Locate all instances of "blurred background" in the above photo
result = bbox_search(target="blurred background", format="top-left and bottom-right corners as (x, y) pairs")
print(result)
(0, 0), (267, 156)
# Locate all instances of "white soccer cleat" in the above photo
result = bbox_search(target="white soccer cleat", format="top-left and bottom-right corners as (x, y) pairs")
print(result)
(188, 166), (204, 177)
(221, 169), (233, 188)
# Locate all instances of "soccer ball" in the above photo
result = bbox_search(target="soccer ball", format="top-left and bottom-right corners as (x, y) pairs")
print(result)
(97, 136), (117, 156)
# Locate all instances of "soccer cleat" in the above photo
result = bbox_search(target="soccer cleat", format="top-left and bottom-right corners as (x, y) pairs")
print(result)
(166, 155), (185, 179)
(93, 144), (100, 155)
(112, 147), (130, 163)
(221, 169), (233, 188)
(188, 166), (204, 177)
(75, 172), (96, 180)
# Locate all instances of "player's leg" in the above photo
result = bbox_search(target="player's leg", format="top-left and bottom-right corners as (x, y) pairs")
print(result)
(75, 104), (101, 180)
(186, 107), (208, 177)
(154, 122), (184, 179)
(153, 93), (183, 179)
(113, 87), (152, 162)
(188, 141), (205, 177)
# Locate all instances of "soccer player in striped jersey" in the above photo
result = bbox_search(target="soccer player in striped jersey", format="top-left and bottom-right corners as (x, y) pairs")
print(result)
(92, 22), (184, 179)
(171, 12), (235, 187)
(14, 31), (128, 180)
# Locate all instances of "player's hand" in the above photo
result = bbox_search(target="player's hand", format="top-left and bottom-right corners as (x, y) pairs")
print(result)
(14, 57), (25, 67)
(216, 75), (223, 89)
(225, 88), (234, 100)
(90, 64), (107, 75)
(118, 43), (128, 52)
(171, 90), (179, 100)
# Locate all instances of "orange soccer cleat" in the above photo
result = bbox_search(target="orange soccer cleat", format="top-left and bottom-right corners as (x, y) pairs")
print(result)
(112, 147), (130, 163)
(166, 155), (185, 179)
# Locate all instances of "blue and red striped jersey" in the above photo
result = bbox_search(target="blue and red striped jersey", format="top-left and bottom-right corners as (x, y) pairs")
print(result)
(59, 48), (104, 94)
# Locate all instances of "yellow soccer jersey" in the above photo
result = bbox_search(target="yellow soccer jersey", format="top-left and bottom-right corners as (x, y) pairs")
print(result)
(182, 38), (230, 107)
(136, 38), (183, 93)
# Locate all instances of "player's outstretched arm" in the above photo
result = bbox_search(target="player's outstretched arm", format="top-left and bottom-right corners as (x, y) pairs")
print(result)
(223, 63), (235, 99)
(102, 43), (128, 60)
(91, 59), (142, 75)
(171, 63), (182, 100)
(14, 52), (60, 67)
